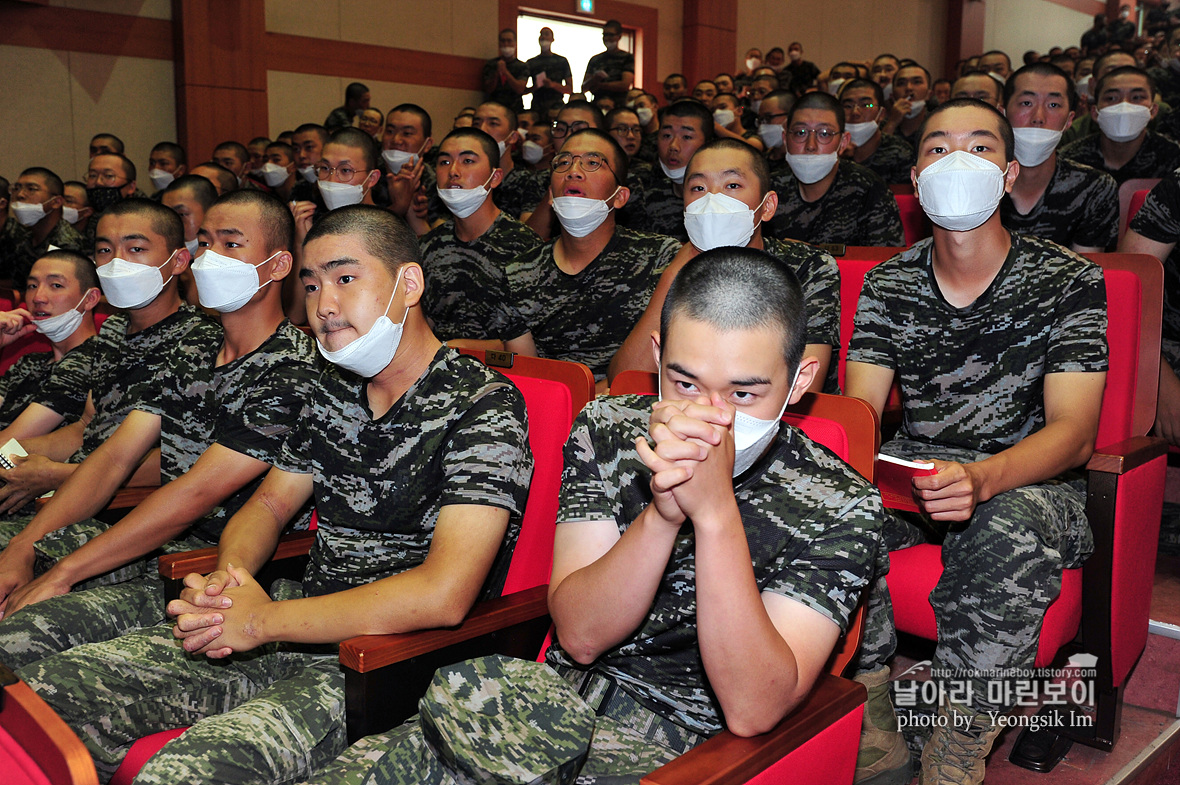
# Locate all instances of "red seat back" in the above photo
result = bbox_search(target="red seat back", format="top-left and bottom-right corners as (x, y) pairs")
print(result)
(893, 193), (929, 246)
(0, 671), (97, 785)
(1118, 178), (1161, 240)
(1126, 189), (1150, 232)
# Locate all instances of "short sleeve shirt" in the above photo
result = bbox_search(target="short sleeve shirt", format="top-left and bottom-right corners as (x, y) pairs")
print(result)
(482, 57), (531, 113)
(0, 337), (96, 429)
(1127, 170), (1180, 370)
(526, 52), (573, 112)
(493, 167), (549, 220)
(632, 171), (688, 241)
(419, 212), (540, 342)
(504, 226), (680, 378)
(848, 233), (1109, 455)
(767, 160), (906, 247)
(1059, 131), (1180, 185)
(583, 49), (635, 104)
(545, 395), (883, 735)
(276, 347), (532, 598)
(764, 237), (842, 392)
(134, 321), (321, 544)
(860, 133), (914, 185)
(1000, 157), (1118, 249)
(74, 306), (218, 464)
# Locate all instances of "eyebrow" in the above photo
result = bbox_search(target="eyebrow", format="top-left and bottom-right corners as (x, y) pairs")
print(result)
(214, 228), (245, 238)
(921, 129), (1000, 144)
(300, 256), (361, 279)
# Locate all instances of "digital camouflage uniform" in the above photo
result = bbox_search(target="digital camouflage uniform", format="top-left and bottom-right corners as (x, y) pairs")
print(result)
(767, 160), (906, 247)
(0, 322), (320, 670)
(310, 394), (885, 785)
(1128, 171), (1180, 372)
(419, 212), (539, 342)
(0, 336), (96, 429)
(482, 57), (531, 114)
(1000, 157), (1118, 249)
(583, 49), (635, 106)
(630, 170), (689, 241)
(526, 51), (573, 118)
(858, 132), (915, 185)
(20, 347), (532, 785)
(324, 106), (353, 134)
(635, 133), (658, 165)
(848, 233), (1108, 714)
(764, 237), (842, 393)
(12, 217), (86, 289)
(494, 166), (549, 220)
(504, 226), (680, 379)
(0, 216), (30, 281)
(1059, 130), (1180, 185)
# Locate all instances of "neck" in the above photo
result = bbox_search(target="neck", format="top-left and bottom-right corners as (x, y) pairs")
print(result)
(127, 284), (182, 334)
(1011, 153), (1056, 204)
(929, 215), (1011, 308)
(29, 209), (62, 246)
(50, 316), (97, 361)
(556, 218), (615, 274)
(366, 313), (442, 418)
(900, 108), (926, 136)
(455, 203), (499, 243)
(798, 161), (839, 202)
(217, 291), (286, 365)
(1099, 131), (1147, 168)
(274, 179), (294, 200)
(853, 130), (882, 162)
(499, 151), (515, 175)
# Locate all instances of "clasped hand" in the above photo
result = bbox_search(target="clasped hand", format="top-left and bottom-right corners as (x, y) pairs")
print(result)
(168, 563), (270, 658)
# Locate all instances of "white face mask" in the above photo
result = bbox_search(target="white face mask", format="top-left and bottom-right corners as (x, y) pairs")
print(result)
(261, 163), (291, 187)
(1012, 126), (1064, 167)
(683, 192), (767, 251)
(882, 82), (894, 102)
(552, 187), (621, 237)
(758, 123), (784, 149)
(636, 106), (654, 126)
(660, 160), (687, 184)
(318, 179), (368, 210)
(905, 99), (927, 119)
(713, 109), (735, 127)
(496, 139), (509, 159)
(436, 172), (495, 219)
(1097, 102), (1152, 142)
(382, 148), (417, 172)
(785, 152), (839, 184)
(33, 290), (91, 343)
(12, 202), (46, 227)
(299, 165), (318, 184)
(916, 150), (1009, 232)
(317, 269), (408, 378)
(96, 249), (177, 309)
(828, 78), (847, 97)
(149, 169), (175, 191)
(1076, 74), (1092, 99)
(62, 206), (80, 225)
(846, 121), (880, 147)
(746, 57), (762, 72)
(521, 140), (545, 164)
(500, 46), (515, 59)
(191, 248), (279, 313)
(250, 167), (267, 178)
(185, 237), (200, 257)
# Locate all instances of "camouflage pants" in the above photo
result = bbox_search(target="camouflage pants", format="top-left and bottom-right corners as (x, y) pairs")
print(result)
(20, 582), (347, 785)
(856, 439), (1093, 714)
(0, 514), (34, 549)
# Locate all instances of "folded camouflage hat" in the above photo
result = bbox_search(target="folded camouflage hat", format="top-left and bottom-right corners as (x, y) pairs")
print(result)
(408, 654), (596, 785)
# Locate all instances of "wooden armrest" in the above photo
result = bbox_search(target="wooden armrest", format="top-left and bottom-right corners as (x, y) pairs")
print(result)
(157, 530), (316, 581)
(35, 484), (162, 511)
(341, 585), (551, 742)
(1, 664), (99, 785)
(641, 674), (867, 785)
(1086, 435), (1167, 475)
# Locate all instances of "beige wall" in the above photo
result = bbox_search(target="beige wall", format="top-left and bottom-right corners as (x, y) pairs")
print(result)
(983, 0), (1092, 61)
(0, 44), (176, 192)
(736, 0), (947, 78)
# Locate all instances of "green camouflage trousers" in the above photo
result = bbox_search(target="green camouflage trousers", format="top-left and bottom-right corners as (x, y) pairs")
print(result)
(19, 580), (347, 785)
(855, 439), (1092, 714)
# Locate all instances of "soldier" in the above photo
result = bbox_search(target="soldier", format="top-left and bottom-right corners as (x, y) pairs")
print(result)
(766, 91), (905, 247)
(838, 79), (915, 185)
(419, 128), (540, 347)
(631, 99), (715, 241)
(16, 205), (533, 785)
(313, 245), (884, 785)
(503, 129), (680, 387)
(846, 98), (1108, 785)
(0, 190), (319, 669)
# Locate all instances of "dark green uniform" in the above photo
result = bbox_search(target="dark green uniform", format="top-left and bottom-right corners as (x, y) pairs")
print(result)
(0, 338), (95, 429)
(764, 237), (841, 393)
(1128, 171), (1180, 372)
(859, 132), (914, 185)
(1000, 157), (1118, 249)
(1059, 130), (1180, 185)
(767, 160), (906, 247)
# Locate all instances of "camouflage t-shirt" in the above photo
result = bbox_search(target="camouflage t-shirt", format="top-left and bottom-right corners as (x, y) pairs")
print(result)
(859, 133), (914, 185)
(1000, 157), (1118, 249)
(848, 233), (1108, 455)
(74, 306), (217, 464)
(420, 212), (539, 342)
(1059, 131), (1180, 185)
(134, 321), (321, 545)
(1127, 171), (1180, 371)
(767, 160), (906, 247)
(275, 347), (533, 598)
(493, 167), (548, 220)
(631, 171), (688, 242)
(504, 226), (680, 378)
(583, 49), (635, 105)
(0, 337), (96, 429)
(545, 395), (883, 735)
(764, 237), (841, 392)
(13, 218), (86, 289)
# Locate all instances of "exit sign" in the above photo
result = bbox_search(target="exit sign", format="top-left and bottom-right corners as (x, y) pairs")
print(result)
(578, 0), (594, 12)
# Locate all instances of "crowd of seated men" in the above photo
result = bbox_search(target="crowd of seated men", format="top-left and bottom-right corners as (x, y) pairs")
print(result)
(0, 11), (1175, 785)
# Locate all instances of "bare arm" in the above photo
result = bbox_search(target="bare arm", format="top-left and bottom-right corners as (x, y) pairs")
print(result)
(1071, 243), (1104, 254)
(504, 332), (538, 358)
(1119, 225), (1175, 259)
(844, 360), (896, 418)
(21, 418), (85, 461)
(0, 403), (65, 444)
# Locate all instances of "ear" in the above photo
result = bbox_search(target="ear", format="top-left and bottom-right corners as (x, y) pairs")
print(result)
(1090, 104), (1099, 122)
(788, 356), (820, 405)
(910, 165), (919, 195)
(170, 246), (192, 275)
(1064, 110), (1076, 129)
(364, 168), (382, 190)
(759, 189), (778, 221)
(1003, 159), (1020, 192)
(1151, 101), (1160, 119)
(46, 194), (64, 211)
(80, 286), (103, 312)
(176, 165), (187, 177)
(489, 167), (505, 189)
(650, 330), (661, 370)
(837, 131), (850, 154)
(610, 185), (631, 209)
(121, 180), (137, 197)
(401, 263), (426, 308)
(267, 251), (294, 282)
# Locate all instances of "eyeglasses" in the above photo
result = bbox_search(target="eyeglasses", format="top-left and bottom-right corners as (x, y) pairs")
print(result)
(787, 127), (841, 143)
(313, 163), (369, 181)
(756, 111), (790, 124)
(551, 152), (618, 180)
(553, 121), (591, 138)
(842, 100), (877, 111)
(85, 171), (128, 187)
(609, 124), (643, 137)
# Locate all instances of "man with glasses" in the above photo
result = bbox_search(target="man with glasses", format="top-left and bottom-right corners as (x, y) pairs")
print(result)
(838, 79), (913, 185)
(82, 153), (140, 248)
(524, 101), (604, 239)
(767, 92), (904, 247)
(504, 129), (680, 388)
(755, 89), (795, 169)
(583, 20), (634, 109)
(633, 100), (715, 241)
(9, 168), (86, 289)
